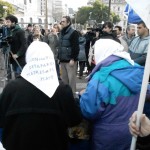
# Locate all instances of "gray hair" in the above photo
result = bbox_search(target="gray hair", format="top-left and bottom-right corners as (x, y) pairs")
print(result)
(126, 25), (135, 31)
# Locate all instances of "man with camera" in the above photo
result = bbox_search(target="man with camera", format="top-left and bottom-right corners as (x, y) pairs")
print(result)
(0, 18), (9, 47)
(0, 18), (10, 70)
(5, 15), (27, 78)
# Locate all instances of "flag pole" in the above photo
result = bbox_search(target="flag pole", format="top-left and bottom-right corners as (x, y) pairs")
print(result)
(130, 39), (150, 150)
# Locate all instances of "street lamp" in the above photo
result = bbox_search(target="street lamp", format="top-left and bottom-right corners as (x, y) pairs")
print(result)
(88, 12), (92, 27)
(3, 6), (8, 17)
(108, 0), (111, 21)
(73, 13), (77, 30)
(45, 0), (48, 29)
(89, 12), (92, 20)
(74, 14), (76, 30)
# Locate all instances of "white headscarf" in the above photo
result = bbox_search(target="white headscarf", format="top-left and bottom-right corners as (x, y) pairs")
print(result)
(94, 39), (134, 65)
(21, 41), (59, 98)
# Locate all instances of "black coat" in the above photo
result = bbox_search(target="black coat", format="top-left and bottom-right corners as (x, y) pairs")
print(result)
(0, 77), (82, 150)
(9, 25), (27, 67)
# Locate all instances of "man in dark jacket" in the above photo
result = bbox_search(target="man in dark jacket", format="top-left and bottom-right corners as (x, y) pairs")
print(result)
(24, 23), (33, 39)
(5, 15), (27, 77)
(58, 16), (79, 94)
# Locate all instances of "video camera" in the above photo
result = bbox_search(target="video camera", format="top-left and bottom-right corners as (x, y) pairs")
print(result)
(0, 26), (11, 47)
(86, 24), (104, 39)
(0, 36), (12, 47)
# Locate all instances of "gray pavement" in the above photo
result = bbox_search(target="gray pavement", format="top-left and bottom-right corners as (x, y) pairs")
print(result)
(76, 74), (88, 92)
(0, 70), (5, 93)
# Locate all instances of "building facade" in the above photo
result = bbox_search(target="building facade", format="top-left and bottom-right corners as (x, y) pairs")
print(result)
(52, 0), (68, 23)
(3, 0), (58, 28)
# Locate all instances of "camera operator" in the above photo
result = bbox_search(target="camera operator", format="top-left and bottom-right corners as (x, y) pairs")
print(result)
(5, 15), (27, 78)
(88, 22), (121, 74)
(0, 18), (10, 48)
(84, 28), (96, 75)
(0, 18), (10, 71)
(0, 18), (8, 43)
(101, 21), (120, 43)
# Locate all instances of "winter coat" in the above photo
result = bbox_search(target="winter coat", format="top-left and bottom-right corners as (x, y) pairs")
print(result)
(58, 25), (79, 62)
(122, 34), (135, 46)
(119, 36), (128, 52)
(129, 35), (150, 66)
(0, 77), (82, 150)
(9, 24), (27, 67)
(80, 55), (147, 150)
(48, 33), (59, 60)
(27, 34), (43, 46)
(78, 36), (86, 61)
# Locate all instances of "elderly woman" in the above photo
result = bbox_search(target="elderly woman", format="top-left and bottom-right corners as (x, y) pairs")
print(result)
(0, 41), (82, 150)
(80, 37), (144, 150)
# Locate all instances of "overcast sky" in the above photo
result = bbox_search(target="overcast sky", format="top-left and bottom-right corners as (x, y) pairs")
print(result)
(64, 0), (88, 10)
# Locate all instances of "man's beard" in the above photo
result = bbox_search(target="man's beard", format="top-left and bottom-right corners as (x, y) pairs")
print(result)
(10, 24), (16, 29)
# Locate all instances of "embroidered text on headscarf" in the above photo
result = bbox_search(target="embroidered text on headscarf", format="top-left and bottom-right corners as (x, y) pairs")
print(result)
(26, 56), (55, 81)
(21, 41), (59, 98)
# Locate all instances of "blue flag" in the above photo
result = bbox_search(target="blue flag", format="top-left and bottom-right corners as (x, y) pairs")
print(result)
(125, 0), (150, 29)
(124, 4), (142, 24)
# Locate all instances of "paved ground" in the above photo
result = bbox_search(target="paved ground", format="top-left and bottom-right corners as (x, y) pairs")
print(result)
(0, 69), (7, 93)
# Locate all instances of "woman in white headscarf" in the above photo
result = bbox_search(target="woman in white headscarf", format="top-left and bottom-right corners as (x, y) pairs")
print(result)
(80, 37), (145, 150)
(0, 41), (82, 150)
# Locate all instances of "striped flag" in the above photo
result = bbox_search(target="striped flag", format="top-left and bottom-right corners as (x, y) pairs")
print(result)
(125, 0), (150, 29)
(124, 4), (142, 24)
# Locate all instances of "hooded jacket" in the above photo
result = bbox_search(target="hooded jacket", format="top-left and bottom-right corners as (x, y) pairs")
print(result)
(80, 55), (146, 150)
(78, 36), (86, 61)
(129, 35), (150, 66)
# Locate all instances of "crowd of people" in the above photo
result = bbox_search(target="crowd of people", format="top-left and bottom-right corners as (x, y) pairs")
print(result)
(0, 14), (150, 150)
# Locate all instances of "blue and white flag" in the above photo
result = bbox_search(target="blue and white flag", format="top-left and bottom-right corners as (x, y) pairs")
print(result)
(124, 4), (142, 24)
(125, 0), (150, 29)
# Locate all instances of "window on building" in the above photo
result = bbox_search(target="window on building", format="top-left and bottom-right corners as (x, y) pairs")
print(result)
(30, 17), (33, 23)
(24, 0), (27, 5)
(29, 0), (32, 3)
(21, 18), (24, 23)
(38, 18), (42, 24)
(118, 6), (120, 11)
(20, 18), (24, 28)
